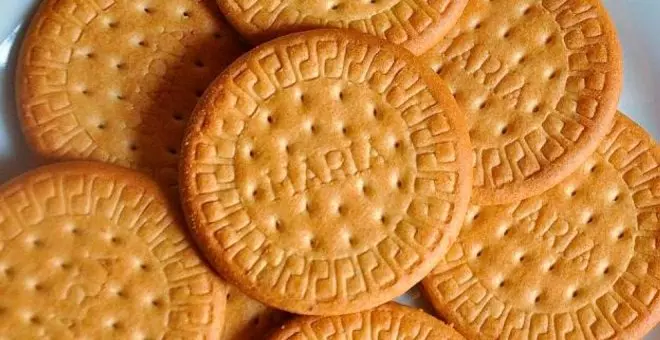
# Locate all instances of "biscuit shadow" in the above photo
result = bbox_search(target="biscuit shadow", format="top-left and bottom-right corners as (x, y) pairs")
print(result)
(134, 6), (247, 190)
(0, 23), (41, 184)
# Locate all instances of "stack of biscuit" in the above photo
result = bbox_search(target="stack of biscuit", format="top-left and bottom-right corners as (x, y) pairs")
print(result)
(2, 0), (657, 338)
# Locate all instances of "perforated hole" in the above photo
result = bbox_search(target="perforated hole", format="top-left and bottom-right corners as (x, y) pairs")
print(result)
(108, 21), (118, 29)
(571, 289), (579, 298)
(500, 125), (509, 135)
(545, 35), (554, 45)
(548, 69), (558, 80)
(476, 249), (483, 258)
(396, 179), (403, 188)
(29, 315), (41, 324)
(532, 104), (540, 113)
(499, 280), (505, 288)
(603, 266), (610, 274)
(534, 294), (541, 303)
(138, 40), (148, 47)
(167, 147), (177, 155)
(194, 60), (205, 68)
(86, 52), (96, 59)
(182, 11), (190, 18)
(267, 115), (274, 124)
(586, 214), (594, 224)
(502, 29), (511, 39)
(151, 298), (162, 308)
(129, 144), (138, 151)
(143, 6), (153, 14)
(195, 89), (204, 97)
(617, 230), (625, 240)
(115, 62), (126, 70)
(97, 123), (107, 130)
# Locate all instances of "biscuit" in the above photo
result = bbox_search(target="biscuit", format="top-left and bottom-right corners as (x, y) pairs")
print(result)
(215, 0), (468, 55)
(270, 302), (466, 339)
(422, 0), (622, 205)
(422, 112), (660, 339)
(180, 29), (472, 315)
(223, 286), (289, 340)
(17, 0), (246, 187)
(0, 161), (227, 339)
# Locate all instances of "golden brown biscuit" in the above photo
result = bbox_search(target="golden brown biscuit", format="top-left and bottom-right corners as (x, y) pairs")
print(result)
(17, 0), (246, 187)
(422, 0), (622, 205)
(422, 113), (660, 339)
(223, 286), (289, 340)
(0, 162), (227, 339)
(180, 29), (472, 315)
(270, 302), (466, 339)
(216, 0), (468, 55)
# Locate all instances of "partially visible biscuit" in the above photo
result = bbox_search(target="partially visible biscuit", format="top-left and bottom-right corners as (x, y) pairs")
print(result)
(422, 112), (660, 339)
(180, 29), (472, 315)
(0, 161), (227, 339)
(17, 0), (246, 187)
(422, 0), (622, 205)
(216, 0), (468, 55)
(270, 302), (466, 339)
(223, 286), (289, 340)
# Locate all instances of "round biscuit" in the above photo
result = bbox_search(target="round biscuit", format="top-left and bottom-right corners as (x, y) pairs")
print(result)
(180, 29), (472, 315)
(0, 161), (227, 339)
(215, 0), (468, 55)
(422, 112), (660, 339)
(422, 0), (622, 205)
(17, 0), (246, 187)
(269, 302), (466, 339)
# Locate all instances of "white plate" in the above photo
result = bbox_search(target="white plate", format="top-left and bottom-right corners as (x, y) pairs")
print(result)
(0, 0), (658, 338)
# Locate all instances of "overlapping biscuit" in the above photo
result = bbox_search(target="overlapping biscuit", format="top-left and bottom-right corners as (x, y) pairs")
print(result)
(17, 0), (246, 186)
(216, 0), (468, 54)
(422, 112), (660, 339)
(223, 286), (289, 340)
(180, 29), (472, 315)
(270, 302), (466, 339)
(0, 162), (227, 339)
(422, 0), (622, 205)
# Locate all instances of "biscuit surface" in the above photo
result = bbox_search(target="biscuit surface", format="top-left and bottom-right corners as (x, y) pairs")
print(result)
(17, 0), (246, 186)
(0, 162), (226, 339)
(180, 29), (472, 315)
(270, 302), (466, 339)
(422, 0), (622, 205)
(216, 0), (468, 54)
(422, 113), (660, 339)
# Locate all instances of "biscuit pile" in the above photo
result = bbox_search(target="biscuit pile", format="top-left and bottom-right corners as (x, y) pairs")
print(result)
(2, 0), (657, 339)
